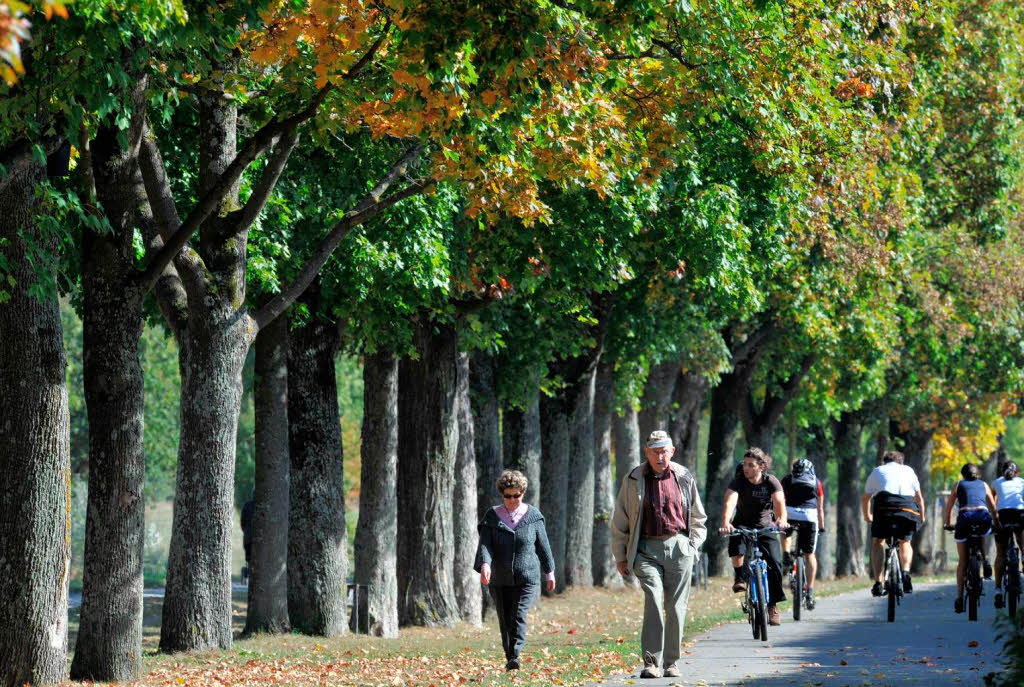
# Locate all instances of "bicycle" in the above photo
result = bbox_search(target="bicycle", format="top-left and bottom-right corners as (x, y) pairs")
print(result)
(999, 523), (1023, 616)
(727, 526), (778, 641)
(946, 523), (987, 621)
(785, 527), (819, 621)
(881, 531), (903, 623)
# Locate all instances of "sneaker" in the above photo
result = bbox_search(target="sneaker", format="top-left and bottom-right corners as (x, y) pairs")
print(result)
(996, 592), (1005, 609)
(871, 581), (884, 597)
(902, 572), (913, 594)
(640, 652), (660, 679)
(732, 579), (747, 593)
(954, 596), (965, 614)
(984, 561), (993, 579)
(805, 588), (816, 610)
(663, 665), (681, 678)
(768, 605), (781, 626)
(505, 658), (520, 672)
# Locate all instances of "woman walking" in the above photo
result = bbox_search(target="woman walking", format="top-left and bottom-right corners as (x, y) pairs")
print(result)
(475, 470), (556, 671)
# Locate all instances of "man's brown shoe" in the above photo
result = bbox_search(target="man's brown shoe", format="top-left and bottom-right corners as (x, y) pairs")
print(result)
(732, 580), (746, 593)
(640, 652), (660, 678)
(663, 665), (681, 678)
(768, 605), (781, 626)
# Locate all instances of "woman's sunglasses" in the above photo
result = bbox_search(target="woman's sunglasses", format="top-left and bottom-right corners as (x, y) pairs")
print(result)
(502, 493), (522, 500)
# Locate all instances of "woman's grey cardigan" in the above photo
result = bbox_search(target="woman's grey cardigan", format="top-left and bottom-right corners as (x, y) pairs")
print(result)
(474, 506), (556, 587)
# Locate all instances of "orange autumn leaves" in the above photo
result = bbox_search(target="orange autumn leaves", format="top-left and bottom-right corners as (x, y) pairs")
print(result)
(244, 1), (660, 225)
(0, 0), (67, 85)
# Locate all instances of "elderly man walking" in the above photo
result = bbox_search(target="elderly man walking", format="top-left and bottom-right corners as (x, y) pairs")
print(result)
(612, 430), (708, 679)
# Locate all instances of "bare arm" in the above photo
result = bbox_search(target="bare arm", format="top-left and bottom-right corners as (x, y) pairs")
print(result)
(986, 484), (999, 520)
(916, 490), (927, 525)
(719, 489), (739, 533)
(773, 490), (788, 529)
(861, 492), (873, 523)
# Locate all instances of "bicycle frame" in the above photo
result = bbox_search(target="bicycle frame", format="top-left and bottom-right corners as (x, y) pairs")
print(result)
(964, 535), (985, 622)
(1003, 525), (1023, 616)
(728, 526), (778, 641)
(883, 534), (902, 622)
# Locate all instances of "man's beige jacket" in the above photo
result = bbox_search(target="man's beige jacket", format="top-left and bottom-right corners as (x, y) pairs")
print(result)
(611, 461), (708, 571)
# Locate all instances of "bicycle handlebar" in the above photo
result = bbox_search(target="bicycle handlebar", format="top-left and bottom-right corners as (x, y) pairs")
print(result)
(726, 526), (780, 537)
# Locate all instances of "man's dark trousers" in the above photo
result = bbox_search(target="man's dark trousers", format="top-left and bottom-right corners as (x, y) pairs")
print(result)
(490, 582), (538, 660)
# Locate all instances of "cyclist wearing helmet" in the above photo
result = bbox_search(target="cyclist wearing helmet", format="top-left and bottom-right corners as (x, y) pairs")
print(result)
(992, 460), (1024, 608)
(862, 450), (925, 596)
(943, 463), (997, 613)
(781, 458), (825, 609)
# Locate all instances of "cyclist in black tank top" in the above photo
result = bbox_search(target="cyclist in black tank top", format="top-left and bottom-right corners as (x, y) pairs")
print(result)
(943, 463), (997, 613)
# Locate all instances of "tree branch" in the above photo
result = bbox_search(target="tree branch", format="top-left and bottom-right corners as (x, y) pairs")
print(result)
(137, 128), (206, 292)
(253, 147), (430, 330)
(729, 319), (776, 366)
(651, 38), (699, 70)
(221, 129), (300, 241)
(344, 18), (392, 80)
(758, 353), (818, 430)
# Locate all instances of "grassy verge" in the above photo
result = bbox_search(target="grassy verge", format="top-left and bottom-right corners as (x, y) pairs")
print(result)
(65, 573), (957, 686)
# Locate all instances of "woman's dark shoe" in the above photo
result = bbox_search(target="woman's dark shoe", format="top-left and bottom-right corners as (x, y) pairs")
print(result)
(871, 581), (884, 597)
(954, 596), (965, 614)
(505, 658), (520, 671)
(902, 572), (913, 594)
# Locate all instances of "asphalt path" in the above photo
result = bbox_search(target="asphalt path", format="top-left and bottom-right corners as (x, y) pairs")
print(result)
(594, 581), (1005, 687)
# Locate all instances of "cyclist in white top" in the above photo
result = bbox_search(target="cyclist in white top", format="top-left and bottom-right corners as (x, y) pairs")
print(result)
(862, 450), (926, 596)
(992, 460), (1024, 608)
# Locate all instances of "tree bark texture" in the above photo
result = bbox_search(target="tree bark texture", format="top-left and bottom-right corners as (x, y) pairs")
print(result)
(470, 353), (502, 522)
(71, 122), (146, 681)
(160, 317), (253, 651)
(539, 394), (570, 594)
(453, 353), (482, 626)
(287, 313), (348, 636)
(637, 361), (678, 442)
(613, 406), (641, 491)
(502, 386), (542, 504)
(0, 157), (71, 687)
(353, 351), (399, 637)
(592, 362), (621, 588)
(396, 319), (460, 626)
(704, 371), (745, 575)
(244, 315), (291, 635)
(564, 365), (598, 587)
(900, 428), (935, 574)
(669, 372), (706, 475)
(160, 76), (257, 653)
(834, 412), (867, 577)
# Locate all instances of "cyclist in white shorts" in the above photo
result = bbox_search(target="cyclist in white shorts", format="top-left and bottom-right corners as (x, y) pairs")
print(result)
(781, 459), (825, 609)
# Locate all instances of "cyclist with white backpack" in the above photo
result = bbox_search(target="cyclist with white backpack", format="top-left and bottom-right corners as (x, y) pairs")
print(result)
(781, 459), (825, 609)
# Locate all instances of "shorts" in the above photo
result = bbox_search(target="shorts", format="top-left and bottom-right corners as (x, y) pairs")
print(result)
(728, 535), (747, 558)
(954, 509), (992, 542)
(871, 513), (919, 542)
(787, 520), (818, 554)
(996, 509), (1024, 547)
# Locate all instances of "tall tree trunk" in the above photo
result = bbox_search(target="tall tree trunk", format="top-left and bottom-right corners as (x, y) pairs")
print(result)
(834, 412), (866, 577)
(353, 351), (399, 637)
(160, 74), (257, 653)
(637, 361), (678, 441)
(704, 372), (745, 575)
(0, 155), (71, 686)
(899, 428), (935, 575)
(502, 385), (542, 501)
(592, 362), (621, 588)
(397, 318), (460, 626)
(540, 394), (569, 594)
(669, 372), (706, 475)
(470, 353), (502, 521)
(244, 314), (290, 635)
(287, 309), (348, 636)
(71, 121), (146, 681)
(564, 364), (598, 587)
(453, 353), (482, 626)
(161, 318), (253, 651)
(613, 406), (641, 491)
(806, 426), (834, 581)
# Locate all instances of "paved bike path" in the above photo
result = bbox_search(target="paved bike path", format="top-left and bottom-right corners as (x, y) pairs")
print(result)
(593, 582), (1003, 686)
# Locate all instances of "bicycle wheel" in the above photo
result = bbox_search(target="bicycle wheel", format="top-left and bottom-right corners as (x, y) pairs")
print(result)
(757, 590), (768, 642)
(887, 550), (899, 622)
(793, 556), (804, 621)
(748, 586), (759, 639)
(969, 551), (981, 621)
